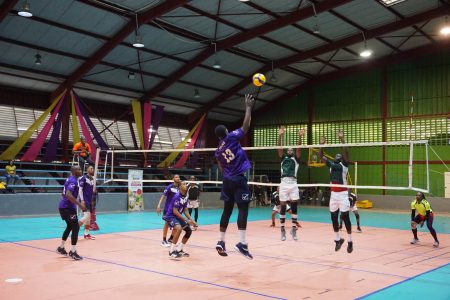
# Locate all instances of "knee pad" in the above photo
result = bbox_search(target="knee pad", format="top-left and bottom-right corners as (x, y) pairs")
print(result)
(290, 201), (298, 215)
(280, 204), (287, 216)
(331, 210), (339, 220)
(183, 225), (192, 239)
(411, 221), (417, 229)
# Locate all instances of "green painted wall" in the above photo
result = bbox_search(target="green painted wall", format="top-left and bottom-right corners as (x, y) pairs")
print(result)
(253, 51), (450, 197)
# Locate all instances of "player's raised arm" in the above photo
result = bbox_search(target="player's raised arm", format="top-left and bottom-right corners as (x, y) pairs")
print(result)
(277, 126), (285, 158)
(296, 129), (305, 159)
(338, 130), (349, 164)
(241, 94), (255, 134)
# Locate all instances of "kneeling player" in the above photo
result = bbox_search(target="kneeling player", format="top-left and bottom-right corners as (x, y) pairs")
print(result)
(166, 181), (197, 258)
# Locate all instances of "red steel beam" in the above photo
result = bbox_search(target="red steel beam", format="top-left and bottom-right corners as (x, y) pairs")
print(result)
(0, 0), (18, 22)
(50, 0), (189, 100)
(189, 6), (449, 122)
(252, 40), (450, 120)
(140, 0), (352, 102)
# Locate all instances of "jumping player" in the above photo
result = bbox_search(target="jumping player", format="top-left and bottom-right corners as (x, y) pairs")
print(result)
(166, 181), (197, 258)
(410, 192), (439, 247)
(215, 94), (254, 259)
(277, 126), (304, 241)
(339, 191), (362, 233)
(79, 165), (96, 240)
(57, 166), (85, 261)
(319, 130), (353, 253)
(156, 174), (180, 247)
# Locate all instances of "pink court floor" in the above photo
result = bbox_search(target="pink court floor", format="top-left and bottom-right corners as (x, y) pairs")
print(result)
(1, 220), (449, 300)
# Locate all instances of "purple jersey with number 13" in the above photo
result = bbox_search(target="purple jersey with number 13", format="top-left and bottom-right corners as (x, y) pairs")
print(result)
(215, 128), (251, 178)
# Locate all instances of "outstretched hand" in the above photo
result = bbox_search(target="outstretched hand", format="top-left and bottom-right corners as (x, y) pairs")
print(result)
(278, 126), (285, 136)
(337, 129), (344, 141)
(244, 94), (255, 108)
(319, 136), (326, 144)
(298, 128), (305, 137)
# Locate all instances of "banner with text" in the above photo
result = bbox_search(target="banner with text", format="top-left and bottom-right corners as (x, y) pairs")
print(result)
(128, 169), (144, 211)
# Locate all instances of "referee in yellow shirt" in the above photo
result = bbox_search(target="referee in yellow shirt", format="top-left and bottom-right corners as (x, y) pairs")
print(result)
(410, 192), (439, 247)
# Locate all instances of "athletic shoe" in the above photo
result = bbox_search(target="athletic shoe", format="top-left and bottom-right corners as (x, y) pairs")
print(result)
(192, 225), (198, 231)
(347, 241), (353, 253)
(161, 240), (170, 248)
(335, 238), (345, 252)
(84, 234), (96, 240)
(57, 247), (68, 256)
(410, 238), (419, 245)
(179, 250), (190, 257)
(234, 242), (253, 260)
(290, 226), (298, 241)
(216, 241), (228, 257)
(357, 227), (362, 233)
(433, 241), (439, 248)
(169, 251), (182, 259)
(69, 251), (83, 261)
(281, 227), (286, 241)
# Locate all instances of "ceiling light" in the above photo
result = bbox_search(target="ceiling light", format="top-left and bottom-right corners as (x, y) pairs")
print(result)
(440, 17), (450, 36)
(212, 42), (221, 69)
(360, 49), (373, 58)
(18, 1), (32, 18)
(133, 35), (144, 48)
(132, 13), (144, 48)
(128, 72), (135, 80)
(311, 2), (320, 34)
(194, 88), (200, 98)
(270, 61), (277, 82)
(313, 23), (320, 34)
(359, 32), (373, 58)
(35, 53), (42, 65)
(239, 0), (250, 2)
(379, 0), (406, 7)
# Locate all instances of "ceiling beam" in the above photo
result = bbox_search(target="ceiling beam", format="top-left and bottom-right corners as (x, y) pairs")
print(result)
(187, 5), (450, 122)
(374, 0), (435, 43)
(140, 0), (352, 102)
(0, 36), (230, 94)
(184, 4), (341, 70)
(0, 0), (18, 22)
(252, 40), (450, 120)
(50, 0), (189, 100)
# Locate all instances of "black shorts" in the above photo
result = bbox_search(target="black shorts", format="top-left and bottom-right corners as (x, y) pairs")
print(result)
(220, 175), (251, 204)
(59, 208), (78, 222)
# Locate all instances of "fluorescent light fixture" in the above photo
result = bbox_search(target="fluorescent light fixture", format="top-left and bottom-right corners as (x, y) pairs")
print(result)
(18, 1), (32, 17)
(128, 72), (135, 80)
(158, 141), (173, 145)
(379, 0), (406, 6)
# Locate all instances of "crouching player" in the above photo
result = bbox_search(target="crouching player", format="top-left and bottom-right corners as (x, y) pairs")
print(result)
(166, 181), (197, 258)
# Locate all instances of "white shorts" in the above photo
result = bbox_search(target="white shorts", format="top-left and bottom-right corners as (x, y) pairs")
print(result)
(79, 211), (91, 226)
(329, 191), (350, 212)
(279, 177), (299, 201)
(272, 204), (291, 213)
(187, 200), (199, 209)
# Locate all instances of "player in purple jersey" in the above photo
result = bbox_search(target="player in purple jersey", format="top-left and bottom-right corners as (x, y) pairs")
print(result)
(156, 174), (180, 247)
(57, 166), (85, 261)
(79, 166), (96, 240)
(165, 181), (197, 258)
(214, 94), (255, 260)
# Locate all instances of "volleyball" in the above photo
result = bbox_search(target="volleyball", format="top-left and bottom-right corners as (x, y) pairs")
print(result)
(252, 73), (266, 87)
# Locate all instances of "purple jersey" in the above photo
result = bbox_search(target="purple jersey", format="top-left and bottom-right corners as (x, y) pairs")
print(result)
(163, 183), (179, 214)
(165, 191), (188, 222)
(58, 175), (79, 210)
(215, 128), (251, 178)
(79, 175), (94, 210)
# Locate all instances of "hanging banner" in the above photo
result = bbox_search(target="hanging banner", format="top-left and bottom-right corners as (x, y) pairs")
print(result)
(128, 169), (144, 211)
(131, 100), (144, 149)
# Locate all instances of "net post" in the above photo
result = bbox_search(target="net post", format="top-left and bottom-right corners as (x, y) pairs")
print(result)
(111, 149), (115, 181)
(93, 147), (100, 191)
(355, 161), (358, 196)
(103, 149), (108, 183)
(425, 141), (430, 192)
(408, 141), (413, 189)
